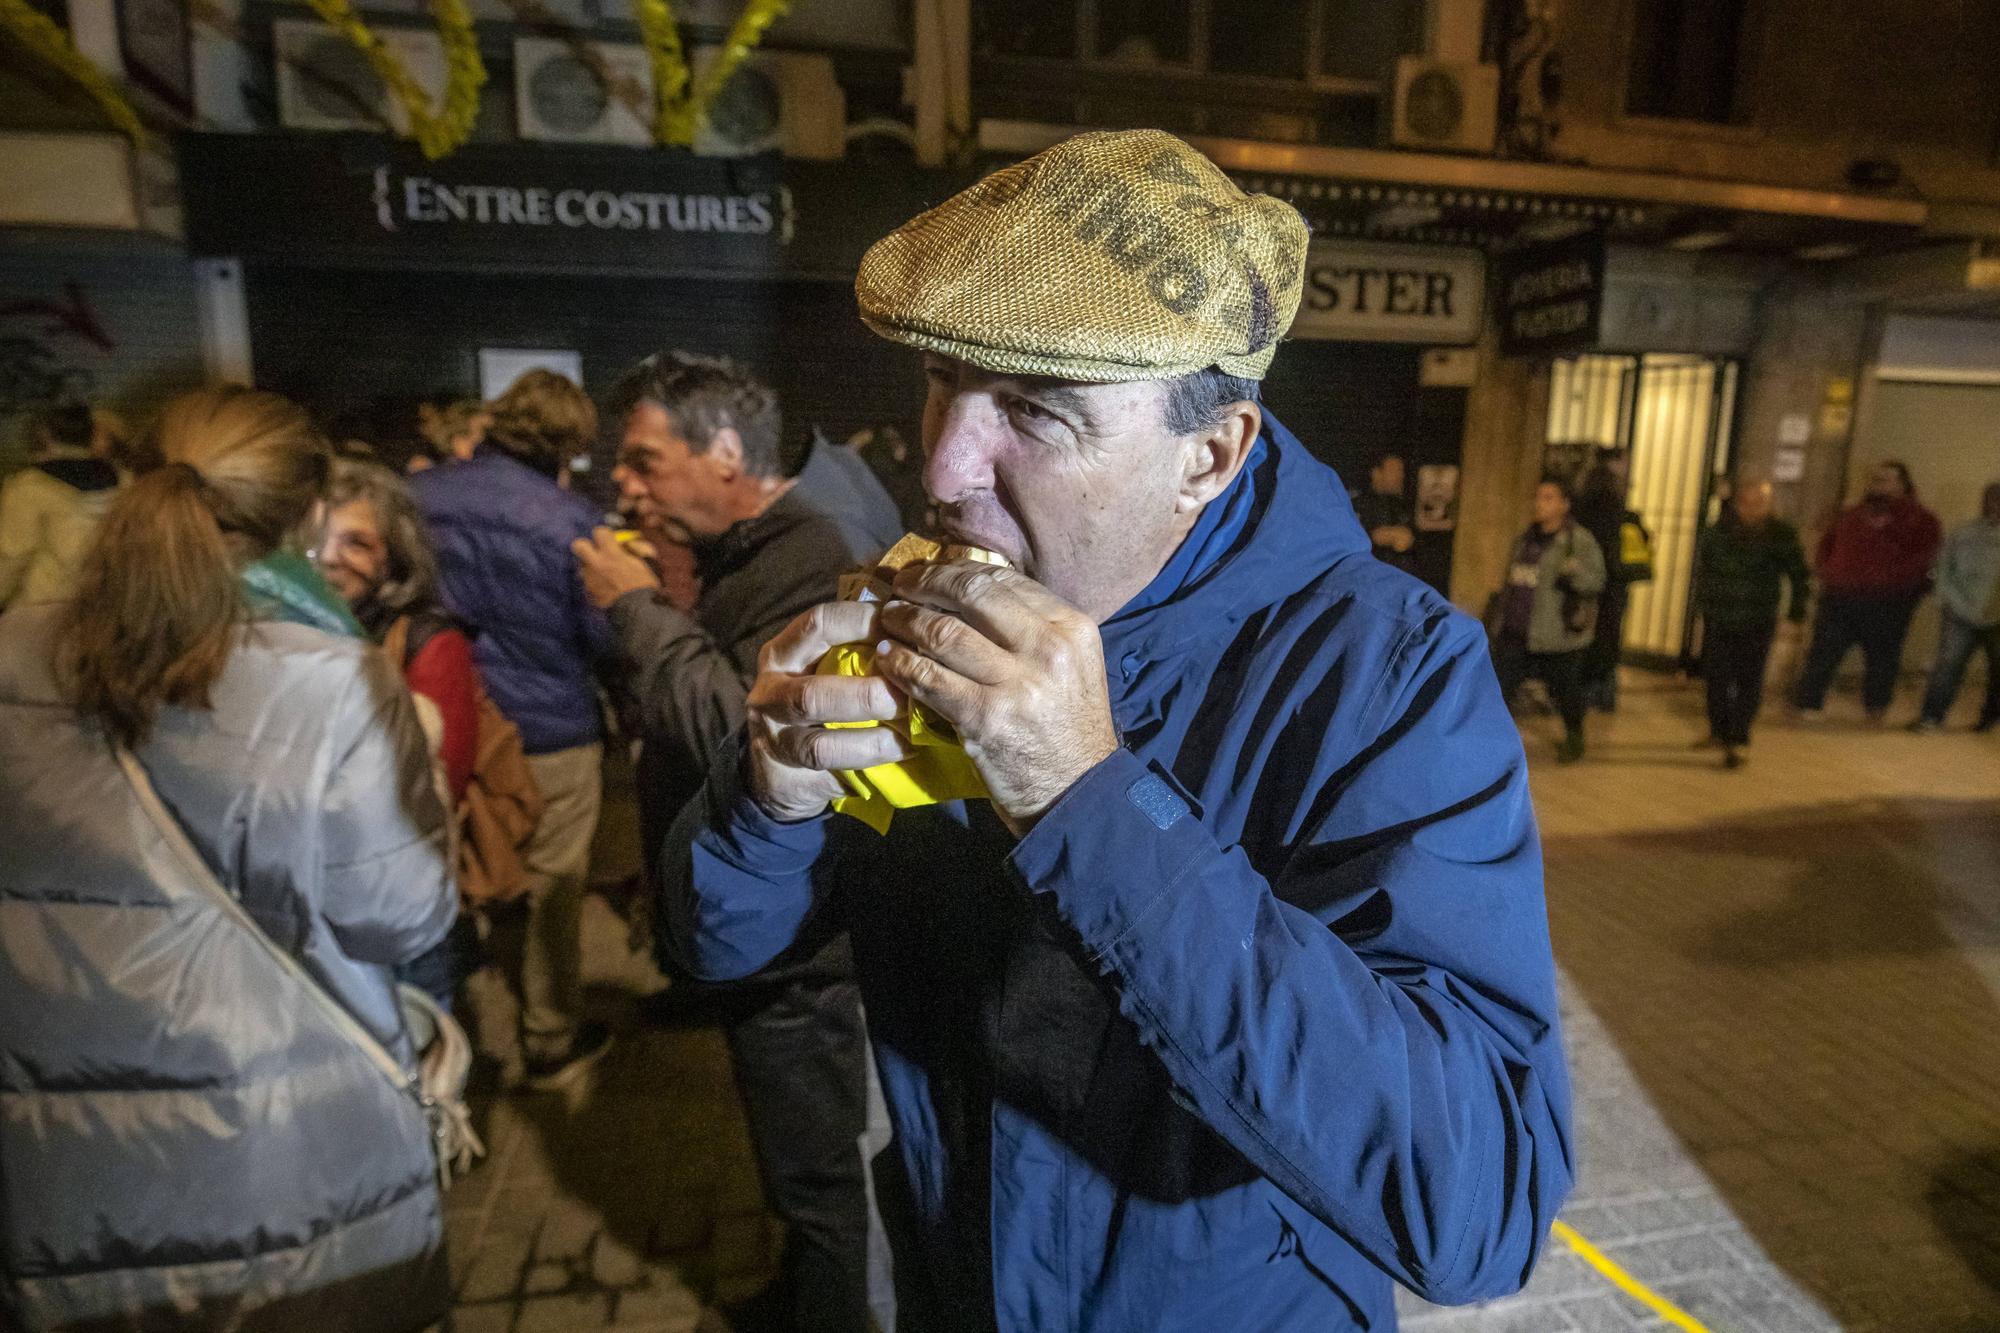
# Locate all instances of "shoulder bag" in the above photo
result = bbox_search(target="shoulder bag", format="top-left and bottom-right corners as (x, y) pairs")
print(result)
(115, 746), (483, 1191)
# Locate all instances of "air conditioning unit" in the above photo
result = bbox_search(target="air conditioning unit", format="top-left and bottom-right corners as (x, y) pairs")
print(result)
(690, 48), (845, 160)
(1386, 56), (1498, 155)
(515, 36), (652, 145)
(274, 18), (445, 135)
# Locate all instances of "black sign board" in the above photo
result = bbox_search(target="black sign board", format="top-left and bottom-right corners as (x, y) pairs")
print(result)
(178, 133), (963, 279)
(1493, 230), (1606, 357)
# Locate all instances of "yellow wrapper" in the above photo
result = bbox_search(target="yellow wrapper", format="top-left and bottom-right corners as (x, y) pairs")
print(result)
(816, 642), (989, 833)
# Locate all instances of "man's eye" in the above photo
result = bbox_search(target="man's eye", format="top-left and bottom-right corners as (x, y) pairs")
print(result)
(1007, 396), (1054, 422)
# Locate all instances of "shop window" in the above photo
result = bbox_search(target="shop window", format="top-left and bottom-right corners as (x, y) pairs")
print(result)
(1625, 0), (1758, 124)
(1095, 0), (1194, 66)
(1315, 0), (1421, 83)
(1209, 0), (1309, 80)
(975, 0), (1077, 60)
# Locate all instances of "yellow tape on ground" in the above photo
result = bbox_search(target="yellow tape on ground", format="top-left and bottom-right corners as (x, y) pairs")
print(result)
(1552, 1220), (1713, 1333)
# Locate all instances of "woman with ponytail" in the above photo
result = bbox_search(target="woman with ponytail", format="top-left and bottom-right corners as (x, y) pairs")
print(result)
(0, 386), (458, 1332)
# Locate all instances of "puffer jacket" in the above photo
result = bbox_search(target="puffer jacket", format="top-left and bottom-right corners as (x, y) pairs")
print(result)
(0, 451), (121, 609)
(0, 604), (457, 1333)
(408, 448), (611, 754)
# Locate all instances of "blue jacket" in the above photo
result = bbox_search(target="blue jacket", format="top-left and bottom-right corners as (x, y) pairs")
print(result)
(409, 449), (611, 753)
(658, 418), (1574, 1331)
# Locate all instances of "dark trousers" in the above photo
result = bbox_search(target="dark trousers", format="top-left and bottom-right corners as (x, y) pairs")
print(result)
(1704, 618), (1777, 746)
(1493, 634), (1587, 739)
(1581, 586), (1629, 704)
(1792, 591), (1922, 715)
(717, 935), (874, 1333)
(1919, 611), (2000, 726)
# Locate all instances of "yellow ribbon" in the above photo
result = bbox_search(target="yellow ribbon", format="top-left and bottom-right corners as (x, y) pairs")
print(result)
(632, 0), (793, 147)
(301, 0), (486, 160)
(816, 642), (988, 834)
(0, 0), (147, 145)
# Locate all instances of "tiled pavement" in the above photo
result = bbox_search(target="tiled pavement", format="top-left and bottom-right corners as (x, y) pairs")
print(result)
(444, 673), (2000, 1331)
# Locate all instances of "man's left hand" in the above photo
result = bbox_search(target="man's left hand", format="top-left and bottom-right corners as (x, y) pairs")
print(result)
(875, 560), (1119, 836)
(573, 527), (662, 610)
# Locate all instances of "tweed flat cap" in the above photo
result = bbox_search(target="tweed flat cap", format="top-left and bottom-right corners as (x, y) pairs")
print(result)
(855, 130), (1310, 383)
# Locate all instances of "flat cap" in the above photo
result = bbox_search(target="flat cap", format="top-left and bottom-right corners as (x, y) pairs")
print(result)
(856, 130), (1309, 383)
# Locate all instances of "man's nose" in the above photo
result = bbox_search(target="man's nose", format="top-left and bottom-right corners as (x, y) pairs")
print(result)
(923, 395), (1000, 507)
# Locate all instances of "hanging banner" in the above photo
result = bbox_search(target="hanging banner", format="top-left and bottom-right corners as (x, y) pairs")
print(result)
(1494, 230), (1606, 357)
(1291, 239), (1484, 345)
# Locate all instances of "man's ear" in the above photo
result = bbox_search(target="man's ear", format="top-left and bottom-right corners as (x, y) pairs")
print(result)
(1177, 401), (1261, 515)
(707, 426), (744, 481)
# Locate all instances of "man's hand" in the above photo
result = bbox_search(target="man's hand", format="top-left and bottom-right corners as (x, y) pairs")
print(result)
(875, 560), (1120, 836)
(573, 527), (662, 610)
(745, 601), (911, 822)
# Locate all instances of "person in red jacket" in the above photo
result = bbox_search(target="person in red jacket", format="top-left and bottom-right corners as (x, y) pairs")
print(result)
(317, 457), (482, 1005)
(1792, 460), (1942, 721)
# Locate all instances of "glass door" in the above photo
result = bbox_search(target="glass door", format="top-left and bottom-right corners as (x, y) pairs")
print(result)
(1546, 352), (1739, 663)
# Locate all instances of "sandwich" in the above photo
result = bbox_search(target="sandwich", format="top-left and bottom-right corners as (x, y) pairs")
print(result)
(838, 533), (1012, 602)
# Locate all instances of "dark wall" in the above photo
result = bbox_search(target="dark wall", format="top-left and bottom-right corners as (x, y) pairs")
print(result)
(247, 267), (926, 504)
(1261, 339), (1468, 592)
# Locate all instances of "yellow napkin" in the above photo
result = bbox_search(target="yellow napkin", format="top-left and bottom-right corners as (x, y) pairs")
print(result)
(816, 642), (989, 833)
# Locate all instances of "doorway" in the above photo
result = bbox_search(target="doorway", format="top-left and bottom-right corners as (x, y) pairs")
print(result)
(1545, 352), (1740, 663)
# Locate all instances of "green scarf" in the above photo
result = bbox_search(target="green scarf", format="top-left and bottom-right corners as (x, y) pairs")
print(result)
(241, 550), (363, 637)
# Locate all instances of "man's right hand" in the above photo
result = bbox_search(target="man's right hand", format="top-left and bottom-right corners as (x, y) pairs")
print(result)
(745, 601), (912, 822)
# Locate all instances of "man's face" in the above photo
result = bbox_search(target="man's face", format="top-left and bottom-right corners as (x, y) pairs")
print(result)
(1867, 465), (1907, 502)
(614, 401), (735, 544)
(1372, 456), (1405, 496)
(315, 498), (388, 607)
(1532, 483), (1570, 530)
(1735, 481), (1774, 525)
(919, 354), (1200, 622)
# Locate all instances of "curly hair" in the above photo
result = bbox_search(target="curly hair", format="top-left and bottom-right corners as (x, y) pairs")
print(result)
(484, 370), (598, 477)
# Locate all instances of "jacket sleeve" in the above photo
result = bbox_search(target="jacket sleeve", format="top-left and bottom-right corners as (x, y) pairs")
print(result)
(1008, 614), (1573, 1306)
(1783, 528), (1814, 622)
(1570, 527), (1607, 596)
(653, 733), (841, 981)
(609, 591), (753, 774)
(318, 647), (457, 966)
(0, 475), (39, 606)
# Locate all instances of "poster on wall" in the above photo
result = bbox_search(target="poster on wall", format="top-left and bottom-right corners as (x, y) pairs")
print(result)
(1416, 464), (1460, 532)
(478, 348), (583, 399)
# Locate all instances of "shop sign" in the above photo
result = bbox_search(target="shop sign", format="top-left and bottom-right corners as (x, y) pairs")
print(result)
(179, 133), (955, 278)
(1495, 230), (1606, 357)
(1291, 240), (1484, 345)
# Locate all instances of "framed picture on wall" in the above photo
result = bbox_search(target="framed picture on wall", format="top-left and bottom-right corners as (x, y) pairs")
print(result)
(118, 0), (193, 116)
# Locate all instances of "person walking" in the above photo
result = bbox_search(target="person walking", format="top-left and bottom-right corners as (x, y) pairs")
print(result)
(1572, 446), (1650, 713)
(1492, 476), (1607, 763)
(0, 386), (457, 1332)
(0, 401), (124, 610)
(1911, 480), (2000, 733)
(1694, 478), (1811, 767)
(654, 130), (1572, 1332)
(410, 369), (614, 1087)
(572, 351), (893, 1333)
(1791, 461), (1942, 721)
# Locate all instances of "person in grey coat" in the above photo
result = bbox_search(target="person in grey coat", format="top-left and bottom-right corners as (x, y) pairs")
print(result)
(0, 386), (456, 1333)
(1491, 476), (1608, 763)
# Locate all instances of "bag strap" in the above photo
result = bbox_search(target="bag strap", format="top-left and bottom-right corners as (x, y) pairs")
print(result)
(113, 745), (423, 1108)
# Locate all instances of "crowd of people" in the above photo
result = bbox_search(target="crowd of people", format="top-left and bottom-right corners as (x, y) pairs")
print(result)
(0, 126), (1992, 1333)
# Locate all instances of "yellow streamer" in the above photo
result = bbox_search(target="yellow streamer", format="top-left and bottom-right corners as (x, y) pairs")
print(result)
(0, 0), (147, 145)
(301, 0), (486, 160)
(1552, 1221), (1713, 1332)
(631, 0), (793, 147)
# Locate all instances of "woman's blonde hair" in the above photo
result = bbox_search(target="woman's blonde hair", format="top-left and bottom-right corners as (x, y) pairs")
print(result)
(56, 385), (330, 746)
(483, 370), (597, 476)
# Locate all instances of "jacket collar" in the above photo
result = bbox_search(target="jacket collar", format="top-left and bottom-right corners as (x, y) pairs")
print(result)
(1099, 413), (1368, 717)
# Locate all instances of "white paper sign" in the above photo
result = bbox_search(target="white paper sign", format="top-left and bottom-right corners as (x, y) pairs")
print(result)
(1778, 413), (1811, 446)
(1773, 445), (1807, 483)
